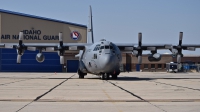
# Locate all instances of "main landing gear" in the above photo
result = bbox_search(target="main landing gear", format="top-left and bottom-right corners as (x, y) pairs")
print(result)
(101, 72), (119, 80)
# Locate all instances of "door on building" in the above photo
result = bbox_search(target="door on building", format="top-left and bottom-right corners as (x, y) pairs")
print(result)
(67, 60), (79, 73)
(136, 64), (140, 71)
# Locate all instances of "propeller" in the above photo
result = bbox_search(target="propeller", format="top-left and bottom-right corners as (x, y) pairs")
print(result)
(172, 32), (184, 63)
(15, 31), (25, 63)
(57, 32), (65, 64)
(133, 32), (143, 64)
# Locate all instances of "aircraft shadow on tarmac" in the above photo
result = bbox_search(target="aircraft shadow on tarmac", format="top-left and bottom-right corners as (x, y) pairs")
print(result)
(27, 77), (200, 81)
(72, 77), (153, 81)
(112, 77), (153, 81)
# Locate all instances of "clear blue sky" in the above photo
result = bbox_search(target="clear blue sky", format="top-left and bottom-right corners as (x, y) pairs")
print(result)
(0, 0), (200, 55)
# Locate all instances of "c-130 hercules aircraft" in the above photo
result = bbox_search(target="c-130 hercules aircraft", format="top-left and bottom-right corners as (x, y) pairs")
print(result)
(0, 6), (200, 80)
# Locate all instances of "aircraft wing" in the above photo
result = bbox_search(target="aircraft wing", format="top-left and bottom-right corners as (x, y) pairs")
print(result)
(115, 43), (172, 51)
(0, 43), (5, 48)
(178, 44), (200, 50)
(1, 43), (92, 51)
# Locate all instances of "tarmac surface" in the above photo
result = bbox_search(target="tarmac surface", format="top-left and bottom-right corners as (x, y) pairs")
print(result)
(0, 72), (200, 112)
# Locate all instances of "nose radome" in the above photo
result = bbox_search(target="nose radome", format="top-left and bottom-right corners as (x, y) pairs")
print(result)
(99, 54), (115, 72)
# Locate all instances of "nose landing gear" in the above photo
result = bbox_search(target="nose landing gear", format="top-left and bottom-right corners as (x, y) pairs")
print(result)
(101, 73), (110, 80)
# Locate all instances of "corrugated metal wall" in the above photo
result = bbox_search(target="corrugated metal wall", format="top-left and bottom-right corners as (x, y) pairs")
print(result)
(67, 60), (79, 73)
(0, 49), (62, 72)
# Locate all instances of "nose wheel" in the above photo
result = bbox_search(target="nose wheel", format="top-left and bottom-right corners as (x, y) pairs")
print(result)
(102, 73), (110, 80)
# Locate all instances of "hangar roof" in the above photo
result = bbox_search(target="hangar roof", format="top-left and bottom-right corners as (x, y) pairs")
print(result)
(0, 9), (87, 28)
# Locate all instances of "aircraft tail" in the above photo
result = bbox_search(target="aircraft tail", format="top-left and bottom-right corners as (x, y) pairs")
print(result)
(87, 5), (94, 43)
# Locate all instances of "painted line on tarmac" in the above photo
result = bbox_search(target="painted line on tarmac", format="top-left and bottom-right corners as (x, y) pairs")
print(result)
(150, 80), (200, 91)
(34, 74), (75, 101)
(1, 99), (200, 102)
(107, 80), (167, 112)
(0, 74), (55, 86)
(15, 74), (75, 112)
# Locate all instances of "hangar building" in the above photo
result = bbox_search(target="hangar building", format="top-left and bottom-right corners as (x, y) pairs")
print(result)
(0, 9), (87, 72)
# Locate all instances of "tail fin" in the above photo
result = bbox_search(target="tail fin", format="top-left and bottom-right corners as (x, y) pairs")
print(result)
(87, 5), (94, 43)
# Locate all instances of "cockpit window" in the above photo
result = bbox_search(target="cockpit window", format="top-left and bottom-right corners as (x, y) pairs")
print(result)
(93, 44), (100, 51)
(100, 45), (113, 49)
(105, 46), (109, 49)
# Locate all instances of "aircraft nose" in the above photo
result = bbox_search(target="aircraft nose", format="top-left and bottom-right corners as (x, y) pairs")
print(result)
(99, 54), (116, 72)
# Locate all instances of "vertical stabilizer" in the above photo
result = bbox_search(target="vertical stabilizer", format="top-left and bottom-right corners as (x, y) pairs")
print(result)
(88, 5), (94, 43)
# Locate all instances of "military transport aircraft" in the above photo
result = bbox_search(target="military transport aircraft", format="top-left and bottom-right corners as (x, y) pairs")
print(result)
(0, 6), (200, 80)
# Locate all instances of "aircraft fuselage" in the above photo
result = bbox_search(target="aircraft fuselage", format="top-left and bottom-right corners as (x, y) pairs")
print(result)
(82, 39), (122, 75)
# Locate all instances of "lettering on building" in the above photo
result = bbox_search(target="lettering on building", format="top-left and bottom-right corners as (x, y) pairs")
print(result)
(1, 30), (59, 40)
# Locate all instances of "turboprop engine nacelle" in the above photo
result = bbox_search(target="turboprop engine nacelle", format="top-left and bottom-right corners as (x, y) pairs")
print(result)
(148, 53), (161, 62)
(36, 53), (45, 63)
(171, 49), (178, 57)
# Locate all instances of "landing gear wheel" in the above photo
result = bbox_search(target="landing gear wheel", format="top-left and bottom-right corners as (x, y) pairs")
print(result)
(79, 74), (84, 78)
(105, 73), (110, 80)
(102, 73), (109, 80)
(101, 73), (105, 80)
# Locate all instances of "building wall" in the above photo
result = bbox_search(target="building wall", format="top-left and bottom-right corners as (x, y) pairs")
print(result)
(0, 13), (1, 43)
(0, 11), (87, 72)
(0, 13), (87, 43)
(121, 54), (200, 72)
(121, 54), (174, 72)
(173, 56), (200, 64)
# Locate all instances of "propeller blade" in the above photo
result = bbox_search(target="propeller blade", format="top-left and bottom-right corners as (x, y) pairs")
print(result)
(59, 32), (63, 42)
(138, 56), (142, 64)
(17, 55), (21, 63)
(177, 54), (181, 63)
(138, 32), (142, 46)
(19, 31), (23, 41)
(60, 56), (64, 64)
(179, 32), (183, 45)
(75, 50), (83, 60)
(19, 31), (23, 46)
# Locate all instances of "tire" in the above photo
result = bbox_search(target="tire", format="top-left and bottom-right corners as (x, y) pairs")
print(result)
(79, 75), (84, 78)
(105, 73), (110, 80)
(78, 69), (84, 79)
(101, 73), (105, 80)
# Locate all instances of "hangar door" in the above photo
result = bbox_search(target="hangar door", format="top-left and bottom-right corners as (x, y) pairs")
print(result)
(67, 60), (79, 73)
(0, 49), (62, 72)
